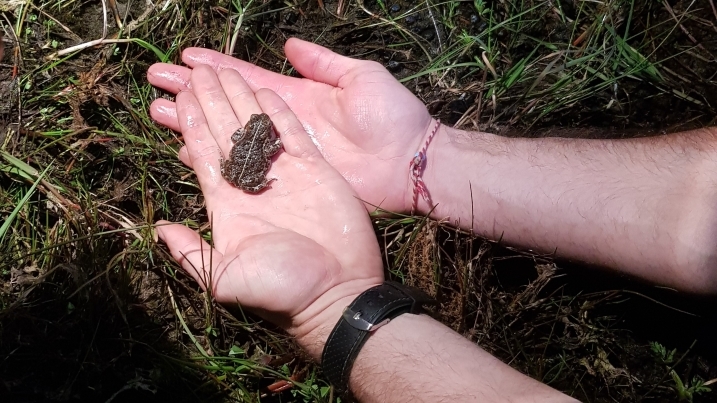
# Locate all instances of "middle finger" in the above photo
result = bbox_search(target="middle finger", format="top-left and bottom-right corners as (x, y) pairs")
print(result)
(189, 65), (262, 156)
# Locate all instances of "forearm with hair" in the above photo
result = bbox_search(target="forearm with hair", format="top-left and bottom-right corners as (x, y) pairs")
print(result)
(348, 314), (575, 403)
(419, 126), (717, 293)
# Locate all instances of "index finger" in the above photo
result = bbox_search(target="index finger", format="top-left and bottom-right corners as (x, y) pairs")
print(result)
(182, 48), (286, 91)
(147, 48), (295, 96)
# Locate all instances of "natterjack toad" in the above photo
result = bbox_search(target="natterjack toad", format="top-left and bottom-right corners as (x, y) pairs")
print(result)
(220, 113), (282, 193)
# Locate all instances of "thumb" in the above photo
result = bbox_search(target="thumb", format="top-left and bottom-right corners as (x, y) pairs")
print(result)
(285, 38), (371, 88)
(156, 220), (223, 291)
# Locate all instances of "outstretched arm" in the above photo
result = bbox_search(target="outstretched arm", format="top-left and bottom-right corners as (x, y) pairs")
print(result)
(146, 38), (717, 293)
(158, 64), (575, 403)
(420, 123), (717, 293)
(303, 313), (577, 403)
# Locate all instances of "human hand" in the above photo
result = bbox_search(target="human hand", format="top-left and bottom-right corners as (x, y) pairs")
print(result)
(147, 38), (434, 213)
(156, 65), (384, 359)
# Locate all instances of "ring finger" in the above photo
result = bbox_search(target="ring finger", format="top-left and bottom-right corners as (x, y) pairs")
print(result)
(217, 68), (269, 127)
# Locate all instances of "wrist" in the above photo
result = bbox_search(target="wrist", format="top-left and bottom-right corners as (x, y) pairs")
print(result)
(416, 123), (502, 221)
(410, 122), (456, 216)
(292, 279), (381, 361)
(404, 118), (442, 214)
(314, 281), (437, 394)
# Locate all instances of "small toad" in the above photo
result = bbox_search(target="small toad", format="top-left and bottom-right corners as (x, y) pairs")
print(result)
(220, 113), (282, 193)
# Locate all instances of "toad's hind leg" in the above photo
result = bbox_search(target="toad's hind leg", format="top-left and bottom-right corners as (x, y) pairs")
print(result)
(264, 138), (283, 157)
(244, 177), (276, 193)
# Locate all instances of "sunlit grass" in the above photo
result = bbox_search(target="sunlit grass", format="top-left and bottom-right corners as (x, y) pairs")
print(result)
(1, 0), (714, 401)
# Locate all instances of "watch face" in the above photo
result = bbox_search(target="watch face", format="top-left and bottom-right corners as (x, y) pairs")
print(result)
(322, 282), (435, 391)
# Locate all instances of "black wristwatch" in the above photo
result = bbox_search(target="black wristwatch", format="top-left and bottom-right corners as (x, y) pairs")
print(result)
(320, 281), (436, 393)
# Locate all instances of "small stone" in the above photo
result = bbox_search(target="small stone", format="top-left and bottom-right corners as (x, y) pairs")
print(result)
(405, 15), (417, 25)
(283, 12), (298, 25)
(386, 60), (401, 72)
(390, 4), (401, 13)
(470, 14), (479, 24)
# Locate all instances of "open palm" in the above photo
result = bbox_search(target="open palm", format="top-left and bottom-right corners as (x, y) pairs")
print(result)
(157, 65), (384, 346)
(148, 38), (434, 213)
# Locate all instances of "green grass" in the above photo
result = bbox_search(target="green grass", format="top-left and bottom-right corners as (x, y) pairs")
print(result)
(1, 0), (715, 401)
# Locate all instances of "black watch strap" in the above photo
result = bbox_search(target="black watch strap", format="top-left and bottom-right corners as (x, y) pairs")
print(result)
(320, 281), (435, 393)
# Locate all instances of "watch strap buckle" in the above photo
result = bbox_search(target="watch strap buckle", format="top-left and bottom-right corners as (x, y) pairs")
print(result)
(342, 307), (391, 332)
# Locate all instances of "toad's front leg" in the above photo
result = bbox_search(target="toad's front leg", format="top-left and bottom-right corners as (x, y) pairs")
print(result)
(231, 128), (246, 143)
(219, 157), (229, 179)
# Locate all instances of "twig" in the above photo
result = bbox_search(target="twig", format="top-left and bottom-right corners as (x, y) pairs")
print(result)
(47, 0), (155, 58)
(48, 38), (133, 59)
(107, 0), (123, 29)
(40, 177), (80, 212)
(100, 0), (108, 39)
(45, 0), (107, 58)
(424, 0), (442, 52)
(579, 289), (698, 317)
(28, 3), (81, 41)
(662, 0), (715, 60)
(124, 0), (155, 34)
(709, 0), (717, 22)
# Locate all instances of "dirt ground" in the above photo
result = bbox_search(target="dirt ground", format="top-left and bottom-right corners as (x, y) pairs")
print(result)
(1, 0), (717, 402)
